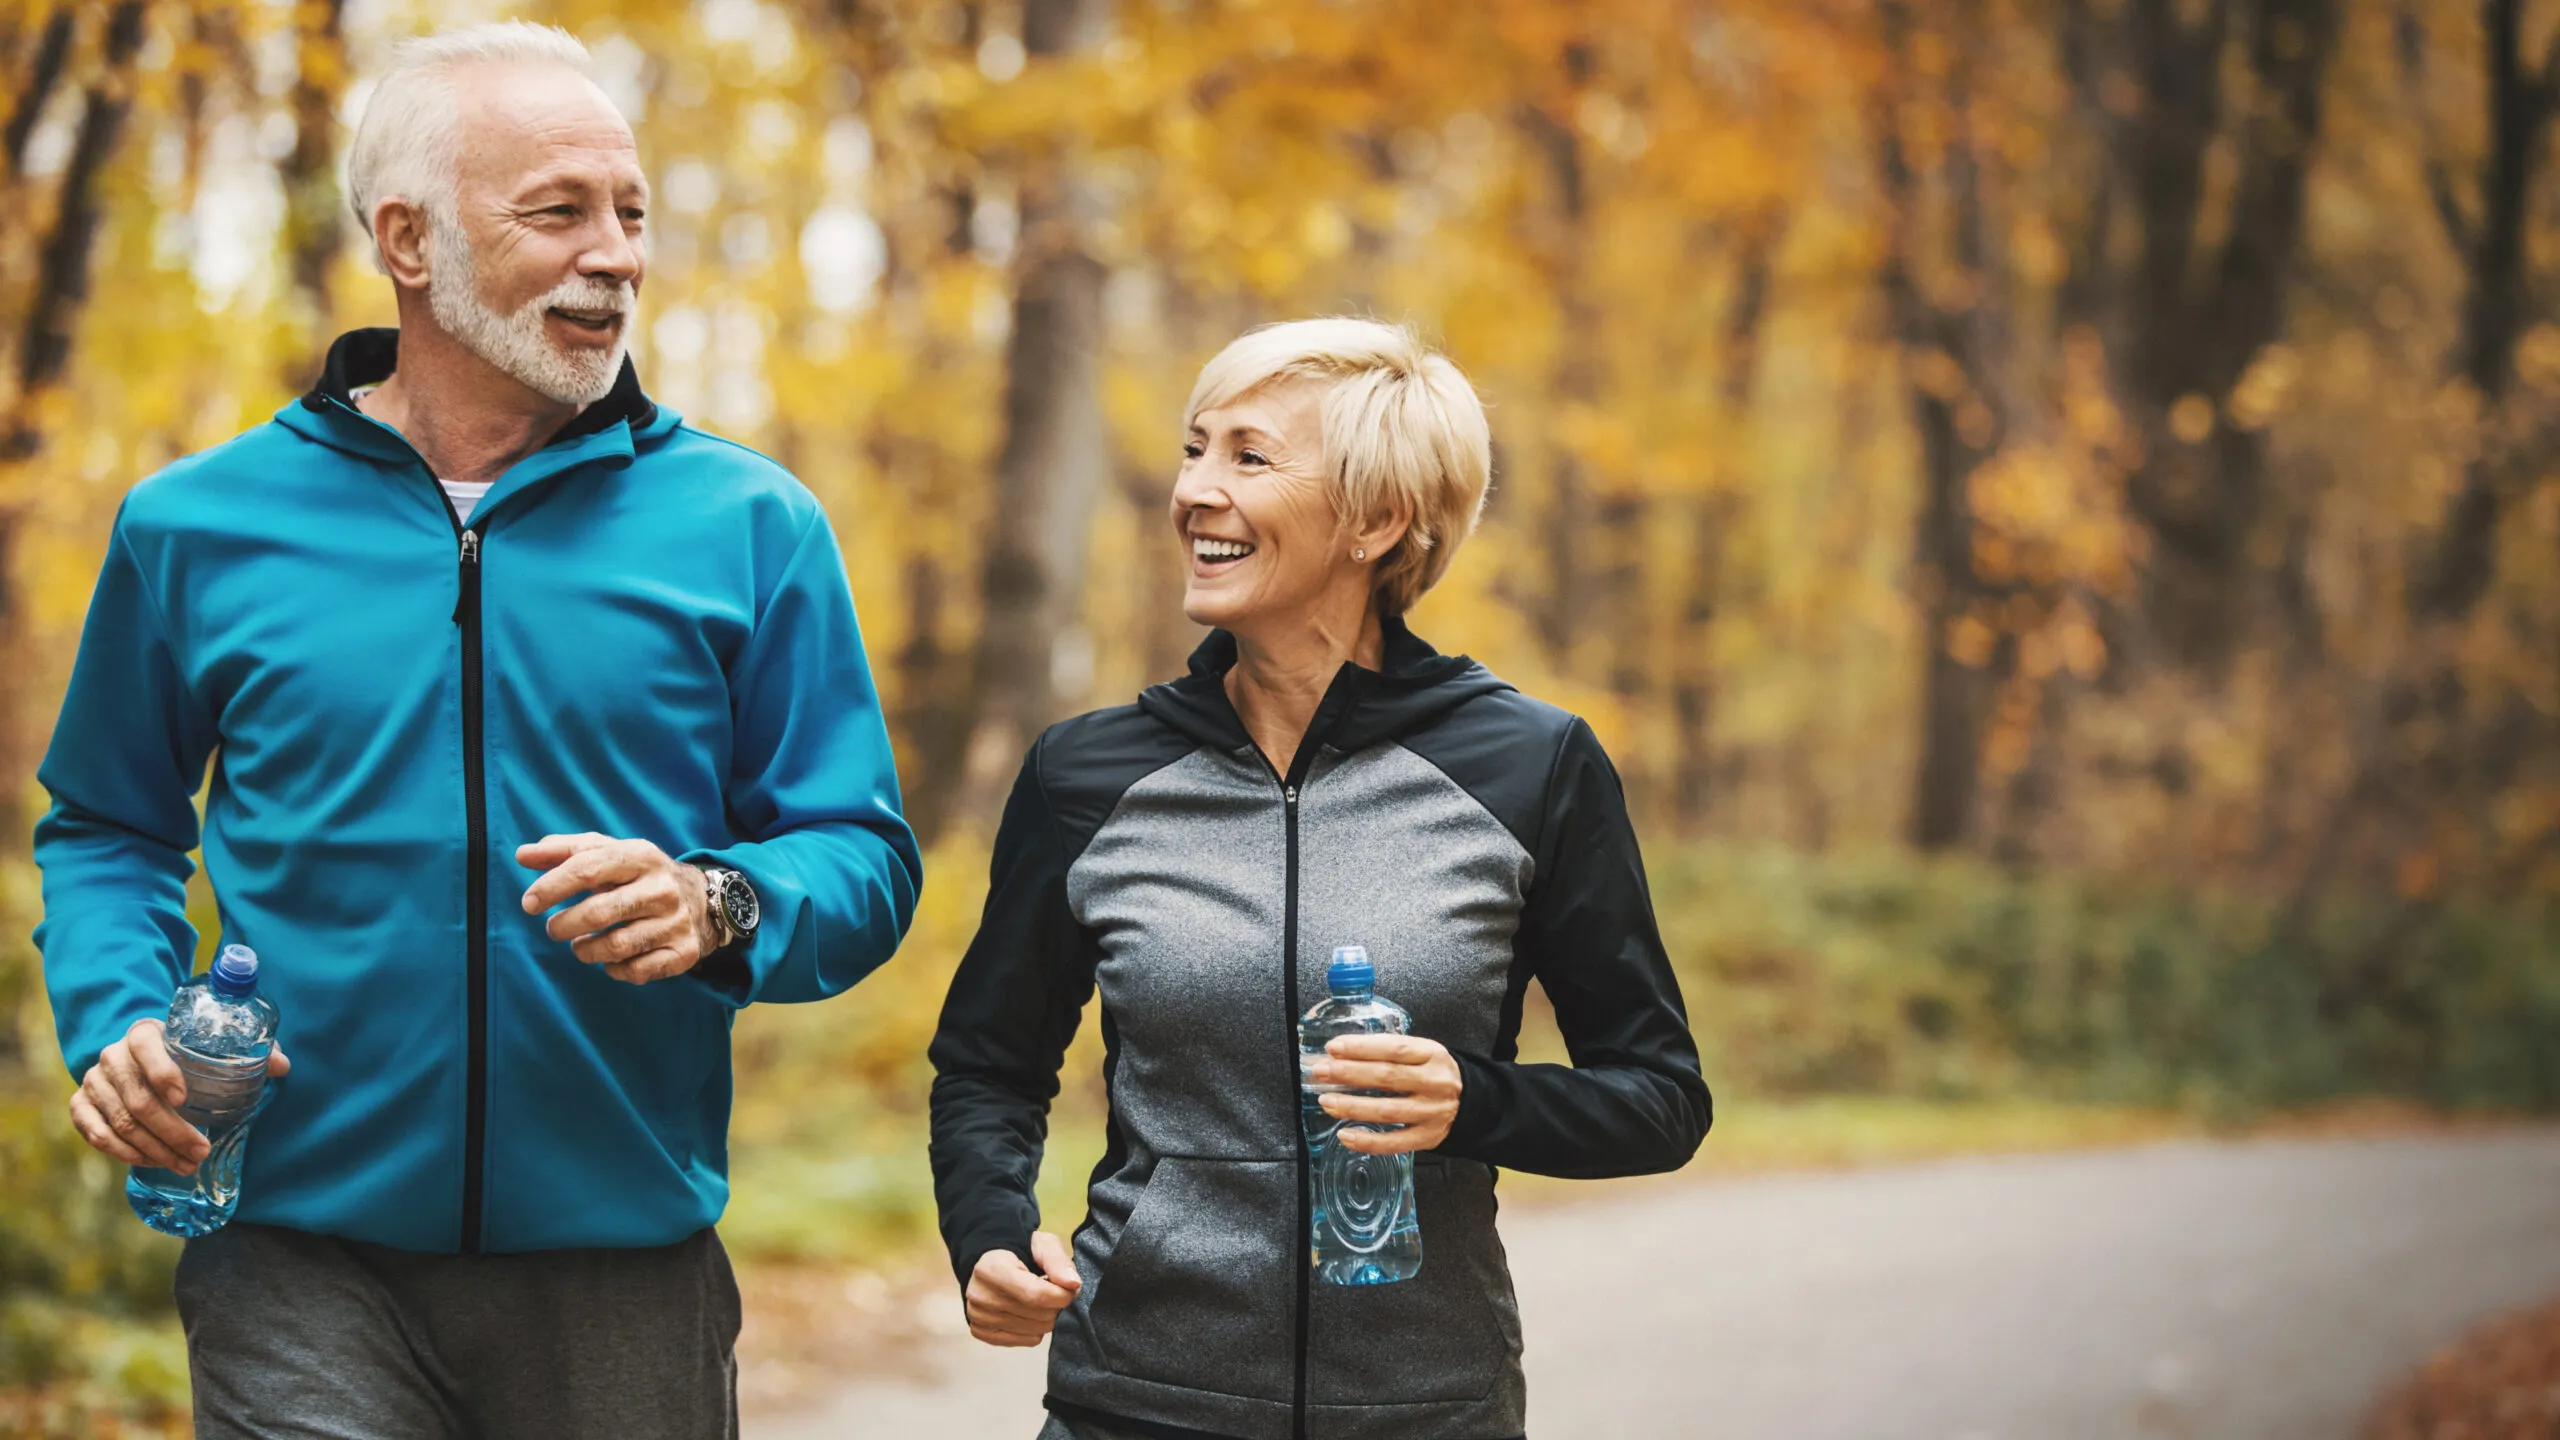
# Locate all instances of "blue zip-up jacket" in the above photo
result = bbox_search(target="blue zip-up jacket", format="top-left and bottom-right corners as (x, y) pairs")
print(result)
(34, 329), (922, 1254)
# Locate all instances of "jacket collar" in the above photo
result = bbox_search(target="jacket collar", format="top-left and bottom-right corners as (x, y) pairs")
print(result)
(299, 326), (657, 440)
(1139, 614), (1513, 777)
(274, 329), (676, 506)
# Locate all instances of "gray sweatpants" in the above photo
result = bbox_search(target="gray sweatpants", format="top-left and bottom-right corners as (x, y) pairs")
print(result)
(174, 1221), (740, 1440)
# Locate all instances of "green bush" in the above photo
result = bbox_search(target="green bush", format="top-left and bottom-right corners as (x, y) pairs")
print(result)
(1650, 844), (2560, 1113)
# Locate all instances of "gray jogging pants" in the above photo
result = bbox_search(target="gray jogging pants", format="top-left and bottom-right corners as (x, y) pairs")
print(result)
(174, 1221), (739, 1440)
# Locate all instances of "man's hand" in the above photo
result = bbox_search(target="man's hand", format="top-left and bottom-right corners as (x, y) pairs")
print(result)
(517, 833), (718, 985)
(1308, 1034), (1465, 1155)
(965, 1231), (1082, 1347)
(71, 1016), (291, 1173)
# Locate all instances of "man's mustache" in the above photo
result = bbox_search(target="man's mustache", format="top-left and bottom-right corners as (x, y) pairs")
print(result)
(532, 280), (635, 316)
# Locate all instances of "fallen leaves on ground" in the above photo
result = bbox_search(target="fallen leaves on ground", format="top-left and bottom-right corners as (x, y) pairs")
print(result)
(735, 1259), (968, 1415)
(2369, 1292), (2560, 1439)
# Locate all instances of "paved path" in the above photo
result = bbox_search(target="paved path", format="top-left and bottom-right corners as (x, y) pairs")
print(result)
(754, 1129), (2560, 1439)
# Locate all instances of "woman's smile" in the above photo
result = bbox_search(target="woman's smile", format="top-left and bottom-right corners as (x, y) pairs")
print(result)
(1187, 531), (1257, 578)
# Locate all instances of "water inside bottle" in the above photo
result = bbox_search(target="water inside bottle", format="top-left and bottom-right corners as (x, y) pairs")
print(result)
(126, 946), (276, 1238)
(1299, 944), (1423, 1285)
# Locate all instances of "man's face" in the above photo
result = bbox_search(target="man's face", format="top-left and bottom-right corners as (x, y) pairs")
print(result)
(425, 65), (647, 406)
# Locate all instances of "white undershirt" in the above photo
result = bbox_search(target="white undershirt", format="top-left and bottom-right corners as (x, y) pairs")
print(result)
(349, 384), (488, 524)
(438, 479), (492, 524)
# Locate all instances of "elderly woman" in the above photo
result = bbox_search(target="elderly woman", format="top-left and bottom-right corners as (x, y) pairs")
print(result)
(928, 318), (1712, 1440)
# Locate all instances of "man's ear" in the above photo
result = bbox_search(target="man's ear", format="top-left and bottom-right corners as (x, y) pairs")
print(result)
(373, 197), (432, 291)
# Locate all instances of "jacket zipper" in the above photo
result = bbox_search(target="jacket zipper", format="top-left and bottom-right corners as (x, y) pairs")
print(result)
(1268, 700), (1347, 1438)
(454, 523), (489, 1254)
(327, 394), (495, 1254)
(1282, 777), (1310, 1440)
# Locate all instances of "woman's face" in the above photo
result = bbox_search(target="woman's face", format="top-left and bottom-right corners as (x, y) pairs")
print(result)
(1173, 382), (1356, 634)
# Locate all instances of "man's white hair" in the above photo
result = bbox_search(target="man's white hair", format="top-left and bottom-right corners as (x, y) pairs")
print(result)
(346, 21), (595, 264)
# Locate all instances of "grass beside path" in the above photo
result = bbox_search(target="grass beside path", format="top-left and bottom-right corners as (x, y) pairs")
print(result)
(1597, 1092), (2515, 1183)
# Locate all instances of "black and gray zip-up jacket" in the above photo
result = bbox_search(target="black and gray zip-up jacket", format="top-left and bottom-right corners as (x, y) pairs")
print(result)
(929, 619), (1713, 1440)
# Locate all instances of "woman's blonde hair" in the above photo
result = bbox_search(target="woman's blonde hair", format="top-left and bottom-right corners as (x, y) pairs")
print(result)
(1185, 318), (1491, 617)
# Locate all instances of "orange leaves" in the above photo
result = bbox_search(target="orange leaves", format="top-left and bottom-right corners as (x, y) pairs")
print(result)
(1909, 347), (1968, 401)
(1964, 444), (2138, 599)
(1947, 610), (1999, 668)
(2514, 324), (2560, 394)
(2395, 850), (2441, 900)
(1940, 595), (2105, 681)
(2225, 344), (2302, 432)
(2169, 394), (2215, 445)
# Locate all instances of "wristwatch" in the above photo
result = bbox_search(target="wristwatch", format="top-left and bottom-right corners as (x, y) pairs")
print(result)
(698, 866), (760, 952)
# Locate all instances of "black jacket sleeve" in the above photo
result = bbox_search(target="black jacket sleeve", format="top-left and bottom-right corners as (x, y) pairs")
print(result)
(1437, 718), (1713, 1177)
(927, 743), (1097, 1287)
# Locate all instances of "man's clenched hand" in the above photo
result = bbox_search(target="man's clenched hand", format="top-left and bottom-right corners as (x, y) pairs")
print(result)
(517, 833), (720, 985)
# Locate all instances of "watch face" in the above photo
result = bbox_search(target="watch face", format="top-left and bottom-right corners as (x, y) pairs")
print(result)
(723, 872), (759, 933)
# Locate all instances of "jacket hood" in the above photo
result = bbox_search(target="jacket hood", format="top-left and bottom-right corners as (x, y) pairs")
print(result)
(1139, 614), (1515, 769)
(275, 327), (675, 462)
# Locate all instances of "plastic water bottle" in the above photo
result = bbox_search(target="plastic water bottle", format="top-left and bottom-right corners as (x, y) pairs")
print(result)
(1298, 944), (1422, 1285)
(126, 945), (277, 1238)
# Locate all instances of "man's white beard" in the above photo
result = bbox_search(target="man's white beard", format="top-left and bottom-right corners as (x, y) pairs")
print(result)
(425, 208), (632, 406)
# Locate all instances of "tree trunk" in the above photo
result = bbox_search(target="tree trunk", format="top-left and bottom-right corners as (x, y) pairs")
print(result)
(847, 7), (991, 850)
(892, 537), (973, 845)
(1880, 0), (2016, 851)
(0, 1), (148, 859)
(2072, 0), (2339, 672)
(2, 7), (75, 181)
(1670, 215), (1780, 835)
(1521, 41), (1600, 677)
(954, 0), (1110, 831)
(2285, 0), (2560, 920)
(1669, 495), (1726, 833)
(1904, 414), (2011, 852)
(280, 0), (349, 382)
(2411, 0), (2553, 620)
(6, 1), (147, 455)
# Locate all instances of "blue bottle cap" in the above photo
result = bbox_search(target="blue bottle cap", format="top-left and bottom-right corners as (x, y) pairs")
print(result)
(1327, 944), (1374, 993)
(209, 944), (259, 998)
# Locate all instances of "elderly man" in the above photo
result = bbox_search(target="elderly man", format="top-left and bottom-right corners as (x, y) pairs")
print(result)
(33, 21), (920, 1438)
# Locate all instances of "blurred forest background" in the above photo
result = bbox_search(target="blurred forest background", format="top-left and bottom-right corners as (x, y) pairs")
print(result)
(4, 0), (2560, 1428)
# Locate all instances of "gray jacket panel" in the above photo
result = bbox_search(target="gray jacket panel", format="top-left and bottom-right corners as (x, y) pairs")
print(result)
(1049, 742), (1532, 1437)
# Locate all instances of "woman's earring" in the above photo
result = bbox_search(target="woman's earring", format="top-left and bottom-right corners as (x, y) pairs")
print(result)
(1354, 548), (1366, 561)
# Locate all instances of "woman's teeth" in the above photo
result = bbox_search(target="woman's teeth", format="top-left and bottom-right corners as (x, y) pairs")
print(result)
(1193, 538), (1253, 563)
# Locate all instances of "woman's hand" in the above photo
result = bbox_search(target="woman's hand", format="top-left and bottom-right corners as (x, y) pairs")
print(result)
(1310, 1034), (1464, 1154)
(965, 1231), (1082, 1347)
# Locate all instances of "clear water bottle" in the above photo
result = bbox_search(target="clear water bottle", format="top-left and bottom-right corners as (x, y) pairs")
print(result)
(126, 945), (277, 1238)
(1298, 944), (1422, 1285)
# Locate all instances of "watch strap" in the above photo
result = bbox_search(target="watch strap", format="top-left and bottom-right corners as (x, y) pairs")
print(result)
(697, 866), (735, 948)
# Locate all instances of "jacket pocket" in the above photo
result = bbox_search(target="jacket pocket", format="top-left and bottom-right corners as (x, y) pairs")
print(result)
(1304, 1157), (1516, 1405)
(1088, 1156), (1296, 1402)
